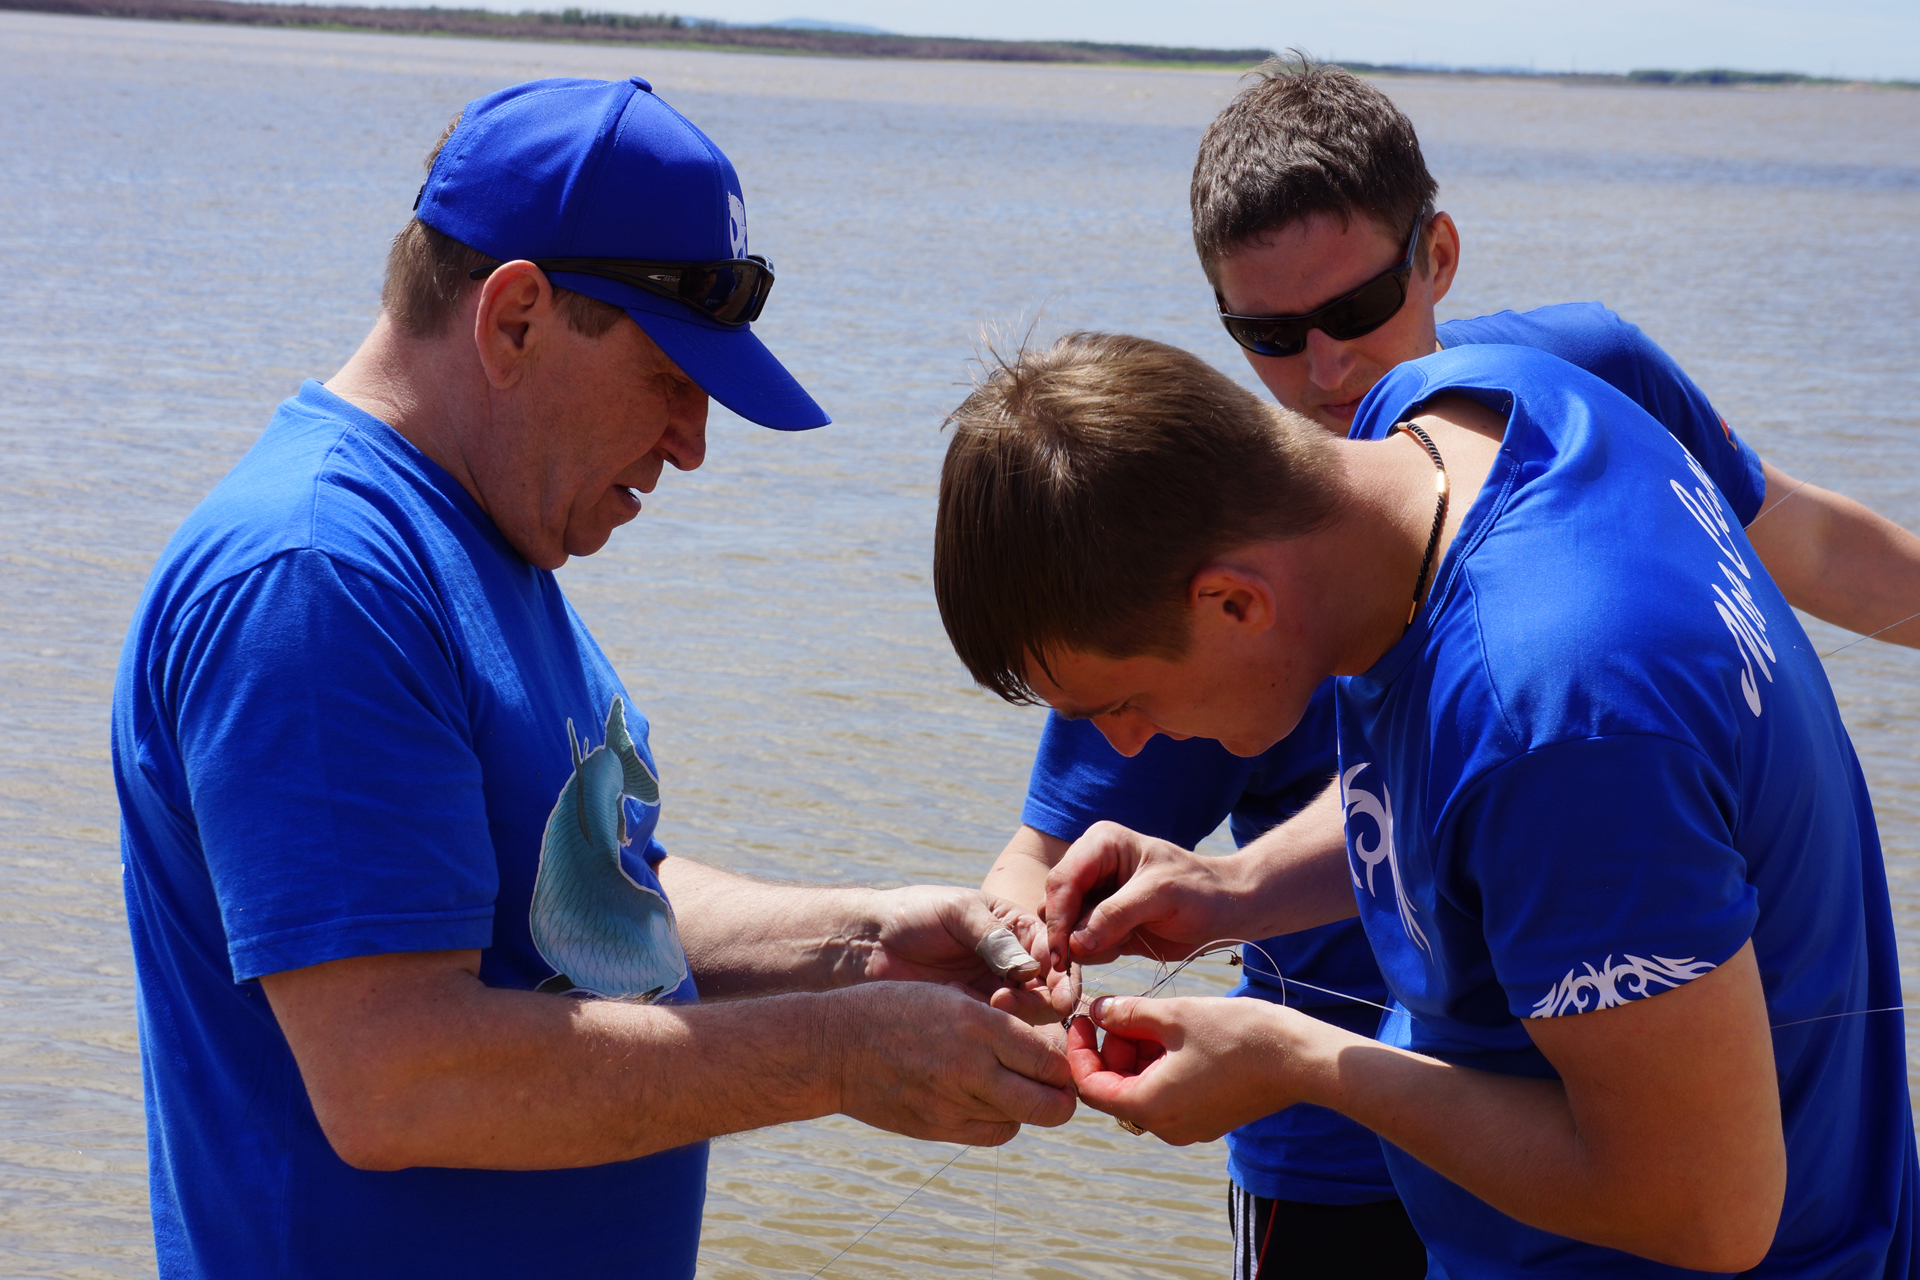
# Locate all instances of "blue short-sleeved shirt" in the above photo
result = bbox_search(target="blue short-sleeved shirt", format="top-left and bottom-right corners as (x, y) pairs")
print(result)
(1338, 345), (1915, 1278)
(1020, 302), (1764, 1204)
(1438, 303), (1766, 524)
(112, 381), (707, 1279)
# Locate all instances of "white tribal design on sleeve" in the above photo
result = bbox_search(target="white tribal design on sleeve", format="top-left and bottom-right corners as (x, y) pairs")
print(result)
(1530, 953), (1717, 1018)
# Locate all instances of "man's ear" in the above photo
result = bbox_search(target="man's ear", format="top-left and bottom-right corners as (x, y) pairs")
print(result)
(1424, 211), (1461, 307)
(471, 261), (557, 391)
(1189, 565), (1278, 636)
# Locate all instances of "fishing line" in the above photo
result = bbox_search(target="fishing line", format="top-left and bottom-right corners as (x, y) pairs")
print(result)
(808, 1143), (973, 1278)
(803, 949), (1911, 1276)
(1745, 471), (1827, 529)
(1094, 941), (1915, 1037)
(1741, 419), (1888, 530)
(1769, 1004), (1917, 1031)
(991, 1146), (1001, 1276)
(805, 945), (1266, 1275)
(1820, 609), (1920, 658)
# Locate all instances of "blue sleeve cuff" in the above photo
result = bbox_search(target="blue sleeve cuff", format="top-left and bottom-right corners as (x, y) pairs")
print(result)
(1019, 792), (1091, 844)
(230, 907), (496, 982)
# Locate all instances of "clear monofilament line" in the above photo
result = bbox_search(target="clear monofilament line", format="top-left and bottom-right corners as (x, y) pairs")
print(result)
(1821, 609), (1920, 658)
(1745, 473), (1822, 528)
(809, 1144), (972, 1278)
(1742, 423), (1887, 530)
(991, 1145), (1000, 1276)
(1138, 940), (1268, 999)
(1278, 975), (1404, 1017)
(1769, 1004), (1917, 1031)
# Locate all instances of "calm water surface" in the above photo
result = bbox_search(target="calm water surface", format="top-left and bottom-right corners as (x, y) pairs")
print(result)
(1, 15), (1916, 1276)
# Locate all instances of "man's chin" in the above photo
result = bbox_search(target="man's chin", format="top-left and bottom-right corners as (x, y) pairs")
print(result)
(561, 522), (619, 563)
(1220, 734), (1283, 758)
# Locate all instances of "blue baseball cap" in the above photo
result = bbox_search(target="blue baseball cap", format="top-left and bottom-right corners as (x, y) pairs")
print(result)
(416, 77), (828, 431)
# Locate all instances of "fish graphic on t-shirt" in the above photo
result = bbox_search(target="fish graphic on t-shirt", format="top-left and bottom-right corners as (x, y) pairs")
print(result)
(529, 698), (688, 1002)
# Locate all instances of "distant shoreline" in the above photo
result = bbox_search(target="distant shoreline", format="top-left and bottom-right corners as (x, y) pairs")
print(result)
(4, 0), (1916, 87)
(0, 0), (1275, 64)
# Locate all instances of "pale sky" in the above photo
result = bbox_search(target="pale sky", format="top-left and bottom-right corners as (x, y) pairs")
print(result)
(631, 1), (1920, 82)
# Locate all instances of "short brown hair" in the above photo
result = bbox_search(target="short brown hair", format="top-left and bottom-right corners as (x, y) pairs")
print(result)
(934, 332), (1340, 704)
(380, 112), (626, 340)
(1191, 56), (1437, 284)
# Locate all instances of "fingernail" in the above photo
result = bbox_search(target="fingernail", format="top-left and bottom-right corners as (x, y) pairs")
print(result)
(1090, 996), (1111, 1022)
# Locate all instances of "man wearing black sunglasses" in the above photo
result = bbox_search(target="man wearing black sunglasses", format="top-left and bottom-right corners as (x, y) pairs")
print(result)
(979, 58), (1920, 1280)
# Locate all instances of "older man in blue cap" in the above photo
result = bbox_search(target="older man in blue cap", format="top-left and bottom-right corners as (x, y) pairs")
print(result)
(111, 77), (1073, 1280)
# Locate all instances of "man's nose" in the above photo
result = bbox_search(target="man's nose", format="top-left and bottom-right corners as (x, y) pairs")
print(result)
(664, 387), (710, 472)
(1093, 712), (1157, 759)
(1302, 327), (1356, 390)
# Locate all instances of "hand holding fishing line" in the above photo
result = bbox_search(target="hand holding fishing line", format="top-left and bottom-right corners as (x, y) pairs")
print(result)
(1043, 821), (1276, 971)
(1068, 993), (1330, 1146)
(860, 885), (1068, 1025)
(826, 981), (1079, 1146)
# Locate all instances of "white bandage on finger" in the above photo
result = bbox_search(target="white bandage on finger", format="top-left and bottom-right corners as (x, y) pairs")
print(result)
(975, 926), (1042, 981)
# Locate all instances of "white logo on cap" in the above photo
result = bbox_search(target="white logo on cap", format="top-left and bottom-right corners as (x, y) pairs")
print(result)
(727, 192), (748, 259)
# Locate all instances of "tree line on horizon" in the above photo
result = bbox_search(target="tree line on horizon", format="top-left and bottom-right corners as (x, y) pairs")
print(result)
(0, 0), (1276, 63)
(4, 0), (1912, 84)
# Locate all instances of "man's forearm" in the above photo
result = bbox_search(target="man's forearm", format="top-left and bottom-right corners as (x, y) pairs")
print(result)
(1749, 460), (1920, 648)
(265, 949), (1074, 1173)
(657, 856), (886, 998)
(268, 952), (838, 1170)
(1218, 779), (1356, 938)
(982, 825), (1067, 913)
(1290, 944), (1780, 1270)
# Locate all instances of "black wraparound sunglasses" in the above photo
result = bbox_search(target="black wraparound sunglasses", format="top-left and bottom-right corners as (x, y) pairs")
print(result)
(469, 255), (776, 327)
(1217, 215), (1429, 358)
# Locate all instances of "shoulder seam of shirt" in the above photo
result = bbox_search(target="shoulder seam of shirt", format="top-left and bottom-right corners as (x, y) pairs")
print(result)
(158, 416), (420, 649)
(307, 427), (361, 549)
(159, 546), (444, 662)
(1460, 563), (1523, 751)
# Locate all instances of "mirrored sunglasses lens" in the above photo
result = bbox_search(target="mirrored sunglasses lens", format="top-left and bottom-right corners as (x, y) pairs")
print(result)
(1318, 274), (1407, 341)
(681, 264), (767, 325)
(1225, 317), (1306, 357)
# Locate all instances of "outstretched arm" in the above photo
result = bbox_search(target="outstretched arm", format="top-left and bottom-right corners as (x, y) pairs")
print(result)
(1071, 940), (1782, 1272)
(657, 856), (1058, 1020)
(263, 944), (1075, 1174)
(1746, 459), (1920, 648)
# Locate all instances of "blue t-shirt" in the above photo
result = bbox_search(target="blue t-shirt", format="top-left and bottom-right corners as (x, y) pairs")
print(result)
(1339, 344), (1915, 1278)
(112, 381), (707, 1279)
(1020, 302), (1763, 1204)
(1437, 303), (1766, 524)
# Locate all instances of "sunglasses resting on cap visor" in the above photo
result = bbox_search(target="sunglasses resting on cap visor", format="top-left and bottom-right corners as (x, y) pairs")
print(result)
(1217, 215), (1428, 358)
(469, 255), (775, 327)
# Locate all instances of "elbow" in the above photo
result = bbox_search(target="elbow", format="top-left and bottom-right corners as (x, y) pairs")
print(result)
(1638, 1165), (1784, 1273)
(1662, 1219), (1778, 1275)
(326, 1131), (414, 1174)
(309, 1090), (421, 1172)
(301, 1057), (440, 1171)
